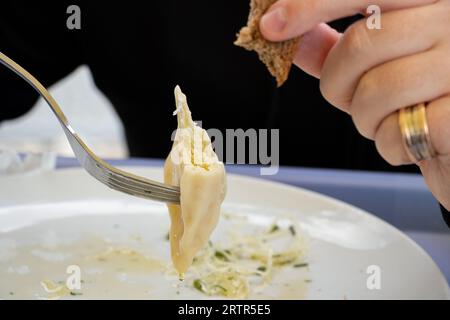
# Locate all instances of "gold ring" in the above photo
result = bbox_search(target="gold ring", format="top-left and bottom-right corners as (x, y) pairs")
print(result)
(398, 103), (436, 162)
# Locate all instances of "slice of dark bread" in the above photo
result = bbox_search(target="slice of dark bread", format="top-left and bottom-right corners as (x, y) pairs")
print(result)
(235, 0), (301, 87)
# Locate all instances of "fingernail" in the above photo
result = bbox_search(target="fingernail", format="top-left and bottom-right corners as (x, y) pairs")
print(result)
(261, 6), (288, 34)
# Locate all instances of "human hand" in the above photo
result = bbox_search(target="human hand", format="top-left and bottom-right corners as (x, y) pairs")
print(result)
(260, 0), (450, 210)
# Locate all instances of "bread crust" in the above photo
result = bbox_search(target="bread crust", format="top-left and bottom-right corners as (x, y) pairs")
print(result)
(235, 0), (301, 87)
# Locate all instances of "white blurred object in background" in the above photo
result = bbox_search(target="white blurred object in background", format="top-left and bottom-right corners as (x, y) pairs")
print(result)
(0, 150), (56, 176)
(0, 66), (127, 158)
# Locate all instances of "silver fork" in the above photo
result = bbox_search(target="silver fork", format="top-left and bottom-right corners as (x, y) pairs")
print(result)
(0, 51), (180, 204)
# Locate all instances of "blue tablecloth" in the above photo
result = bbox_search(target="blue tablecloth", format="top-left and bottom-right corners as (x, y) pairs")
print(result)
(56, 157), (450, 285)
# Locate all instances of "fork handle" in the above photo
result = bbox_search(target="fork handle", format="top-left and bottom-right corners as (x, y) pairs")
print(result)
(0, 51), (71, 127)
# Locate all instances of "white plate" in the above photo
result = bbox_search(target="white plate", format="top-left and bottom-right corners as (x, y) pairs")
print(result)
(0, 167), (448, 300)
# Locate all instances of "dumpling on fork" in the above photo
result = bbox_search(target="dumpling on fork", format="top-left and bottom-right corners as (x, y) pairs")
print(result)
(164, 86), (226, 277)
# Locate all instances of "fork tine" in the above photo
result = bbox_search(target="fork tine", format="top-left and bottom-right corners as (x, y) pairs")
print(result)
(105, 181), (180, 204)
(84, 158), (180, 203)
(88, 159), (180, 197)
(93, 167), (179, 199)
(83, 155), (179, 196)
(95, 173), (180, 204)
(104, 167), (179, 196)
